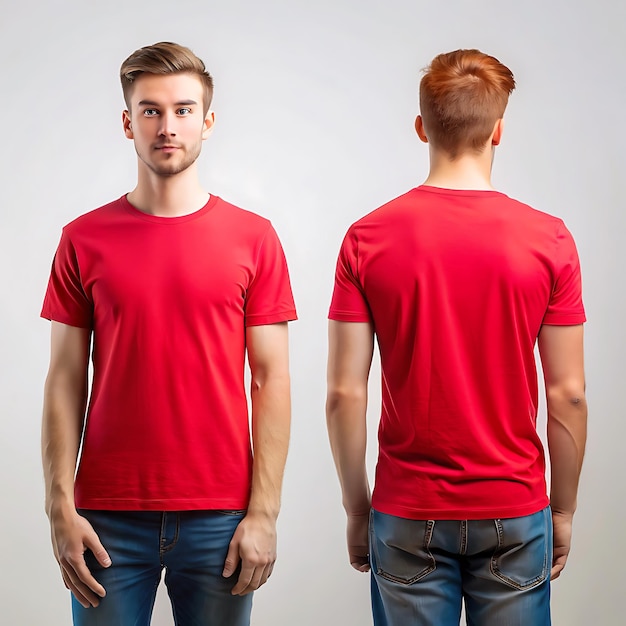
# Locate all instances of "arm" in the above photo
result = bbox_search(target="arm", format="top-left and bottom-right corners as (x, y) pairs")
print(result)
(223, 322), (291, 595)
(326, 320), (374, 572)
(42, 321), (111, 607)
(537, 323), (587, 580)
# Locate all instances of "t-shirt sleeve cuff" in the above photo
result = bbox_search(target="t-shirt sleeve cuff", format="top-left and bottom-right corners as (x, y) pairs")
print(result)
(328, 309), (372, 323)
(245, 309), (298, 326)
(542, 312), (587, 325)
(40, 308), (93, 329)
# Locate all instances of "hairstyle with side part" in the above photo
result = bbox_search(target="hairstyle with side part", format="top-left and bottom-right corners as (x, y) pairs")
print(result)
(120, 42), (214, 115)
(419, 49), (515, 159)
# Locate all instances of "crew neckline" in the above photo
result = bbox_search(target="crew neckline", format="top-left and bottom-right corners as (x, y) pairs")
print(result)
(416, 185), (507, 198)
(120, 193), (219, 224)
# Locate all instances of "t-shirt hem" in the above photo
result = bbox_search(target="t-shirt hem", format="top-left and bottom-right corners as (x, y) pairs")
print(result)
(372, 496), (550, 520)
(75, 497), (251, 511)
(245, 309), (298, 326)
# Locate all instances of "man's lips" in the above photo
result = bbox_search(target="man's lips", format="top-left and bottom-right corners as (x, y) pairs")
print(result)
(154, 144), (180, 151)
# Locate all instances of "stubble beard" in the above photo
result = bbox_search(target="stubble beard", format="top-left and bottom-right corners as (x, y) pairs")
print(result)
(138, 139), (203, 178)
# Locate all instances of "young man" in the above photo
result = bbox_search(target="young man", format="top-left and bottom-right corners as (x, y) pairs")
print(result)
(41, 42), (297, 626)
(326, 49), (587, 626)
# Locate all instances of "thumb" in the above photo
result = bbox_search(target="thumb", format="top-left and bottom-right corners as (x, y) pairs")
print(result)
(222, 539), (240, 578)
(84, 530), (112, 568)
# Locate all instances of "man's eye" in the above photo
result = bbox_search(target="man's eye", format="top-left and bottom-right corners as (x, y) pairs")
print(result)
(178, 107), (192, 115)
(143, 109), (158, 116)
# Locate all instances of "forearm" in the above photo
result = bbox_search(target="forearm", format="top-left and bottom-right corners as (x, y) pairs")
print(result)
(547, 388), (587, 515)
(326, 321), (374, 515)
(326, 390), (371, 514)
(42, 374), (87, 516)
(248, 374), (291, 520)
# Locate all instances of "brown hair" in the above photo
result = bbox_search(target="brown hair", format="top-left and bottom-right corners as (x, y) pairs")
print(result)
(120, 42), (214, 114)
(419, 49), (515, 158)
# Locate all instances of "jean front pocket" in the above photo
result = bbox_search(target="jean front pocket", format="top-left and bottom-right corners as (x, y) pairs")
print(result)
(370, 510), (436, 585)
(491, 506), (551, 590)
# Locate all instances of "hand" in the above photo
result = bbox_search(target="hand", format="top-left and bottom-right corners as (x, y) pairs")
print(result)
(347, 511), (370, 572)
(222, 512), (276, 595)
(49, 508), (111, 608)
(551, 510), (574, 580)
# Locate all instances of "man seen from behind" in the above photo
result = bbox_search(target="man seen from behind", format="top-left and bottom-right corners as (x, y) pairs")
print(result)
(326, 49), (587, 626)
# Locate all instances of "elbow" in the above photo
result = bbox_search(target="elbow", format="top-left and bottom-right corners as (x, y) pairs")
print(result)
(326, 385), (367, 420)
(326, 384), (367, 404)
(546, 381), (586, 403)
(545, 381), (587, 416)
(250, 370), (290, 394)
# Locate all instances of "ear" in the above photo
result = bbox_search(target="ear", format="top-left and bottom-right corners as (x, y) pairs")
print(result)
(415, 115), (428, 143)
(491, 118), (504, 146)
(202, 111), (215, 140)
(122, 110), (133, 139)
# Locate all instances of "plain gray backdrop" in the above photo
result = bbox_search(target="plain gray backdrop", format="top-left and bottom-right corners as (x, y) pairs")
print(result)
(1, 0), (624, 624)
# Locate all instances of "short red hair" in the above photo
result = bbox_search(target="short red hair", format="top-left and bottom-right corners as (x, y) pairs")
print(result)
(419, 49), (515, 158)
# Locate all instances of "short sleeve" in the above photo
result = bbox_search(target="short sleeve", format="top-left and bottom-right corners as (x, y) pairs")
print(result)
(328, 228), (372, 322)
(40, 229), (93, 329)
(244, 224), (297, 326)
(543, 221), (586, 325)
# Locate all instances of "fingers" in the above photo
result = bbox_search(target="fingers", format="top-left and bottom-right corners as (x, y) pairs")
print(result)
(346, 512), (371, 574)
(61, 567), (96, 609)
(225, 532), (275, 595)
(54, 517), (110, 608)
(231, 561), (273, 595)
(550, 554), (568, 580)
(84, 533), (112, 569)
(223, 514), (277, 595)
(350, 553), (371, 573)
(222, 540), (241, 579)
(59, 555), (106, 608)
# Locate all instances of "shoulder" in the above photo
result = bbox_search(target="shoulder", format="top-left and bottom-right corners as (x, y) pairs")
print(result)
(212, 197), (276, 242)
(346, 189), (417, 235)
(62, 197), (126, 236)
(340, 190), (423, 251)
(496, 193), (566, 228)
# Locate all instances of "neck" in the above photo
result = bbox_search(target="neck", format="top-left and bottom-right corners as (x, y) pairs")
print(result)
(423, 146), (496, 191)
(127, 163), (209, 217)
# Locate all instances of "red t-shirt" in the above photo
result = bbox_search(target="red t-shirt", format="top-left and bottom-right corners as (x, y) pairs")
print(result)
(329, 186), (585, 520)
(42, 195), (297, 511)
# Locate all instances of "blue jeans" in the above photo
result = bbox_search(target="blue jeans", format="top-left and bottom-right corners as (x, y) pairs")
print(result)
(370, 507), (552, 626)
(72, 509), (253, 626)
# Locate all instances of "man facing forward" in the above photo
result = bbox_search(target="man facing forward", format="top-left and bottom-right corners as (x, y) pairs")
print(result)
(41, 42), (296, 626)
(326, 49), (587, 626)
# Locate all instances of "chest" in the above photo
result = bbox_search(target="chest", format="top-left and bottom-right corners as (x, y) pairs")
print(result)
(79, 226), (255, 318)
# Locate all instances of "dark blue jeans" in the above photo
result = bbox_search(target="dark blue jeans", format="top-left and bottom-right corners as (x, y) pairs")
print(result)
(370, 506), (552, 626)
(72, 509), (252, 626)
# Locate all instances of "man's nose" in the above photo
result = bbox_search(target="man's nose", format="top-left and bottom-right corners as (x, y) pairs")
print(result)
(158, 112), (177, 136)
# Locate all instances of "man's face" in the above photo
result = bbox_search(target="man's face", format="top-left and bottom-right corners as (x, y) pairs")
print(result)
(123, 73), (213, 178)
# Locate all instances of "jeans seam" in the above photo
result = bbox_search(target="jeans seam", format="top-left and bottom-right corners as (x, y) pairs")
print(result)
(160, 512), (180, 561)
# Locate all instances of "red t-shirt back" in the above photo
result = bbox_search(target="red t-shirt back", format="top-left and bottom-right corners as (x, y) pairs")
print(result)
(42, 195), (297, 511)
(329, 186), (585, 520)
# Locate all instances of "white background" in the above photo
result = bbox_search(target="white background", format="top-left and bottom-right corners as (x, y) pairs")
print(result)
(1, 1), (624, 624)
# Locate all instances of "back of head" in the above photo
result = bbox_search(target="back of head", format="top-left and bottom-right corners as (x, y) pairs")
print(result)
(419, 49), (515, 159)
(120, 41), (214, 114)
